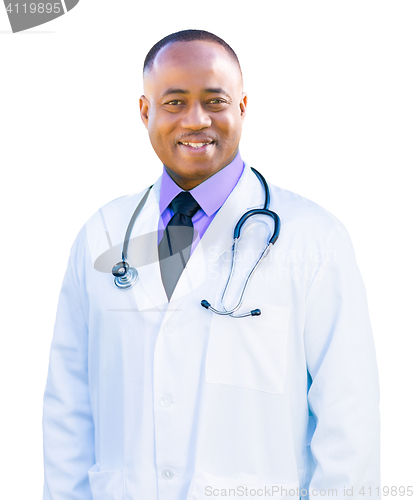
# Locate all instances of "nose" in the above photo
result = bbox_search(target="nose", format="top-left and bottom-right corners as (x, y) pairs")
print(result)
(180, 100), (212, 130)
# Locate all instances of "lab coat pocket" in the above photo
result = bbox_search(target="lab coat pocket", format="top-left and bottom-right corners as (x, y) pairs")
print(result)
(205, 304), (291, 394)
(88, 463), (126, 500)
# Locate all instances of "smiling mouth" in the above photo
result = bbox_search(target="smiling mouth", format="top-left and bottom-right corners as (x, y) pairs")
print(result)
(178, 141), (214, 149)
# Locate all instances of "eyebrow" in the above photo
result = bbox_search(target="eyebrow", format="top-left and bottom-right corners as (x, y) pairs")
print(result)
(161, 87), (231, 98)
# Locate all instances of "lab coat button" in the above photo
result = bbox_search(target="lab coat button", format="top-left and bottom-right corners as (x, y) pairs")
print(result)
(162, 468), (174, 480)
(164, 322), (175, 332)
(160, 396), (171, 407)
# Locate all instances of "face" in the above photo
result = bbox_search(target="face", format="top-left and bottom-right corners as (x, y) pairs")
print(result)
(140, 40), (247, 190)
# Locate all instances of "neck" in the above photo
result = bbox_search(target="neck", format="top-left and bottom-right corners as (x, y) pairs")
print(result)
(164, 151), (240, 191)
(164, 168), (214, 191)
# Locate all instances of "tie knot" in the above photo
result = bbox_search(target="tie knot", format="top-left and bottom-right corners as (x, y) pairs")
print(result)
(170, 192), (201, 219)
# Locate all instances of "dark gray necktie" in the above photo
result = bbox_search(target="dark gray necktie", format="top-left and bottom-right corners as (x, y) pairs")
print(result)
(158, 192), (201, 301)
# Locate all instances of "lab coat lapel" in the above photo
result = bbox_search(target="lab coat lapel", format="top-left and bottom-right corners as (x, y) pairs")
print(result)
(127, 176), (169, 311)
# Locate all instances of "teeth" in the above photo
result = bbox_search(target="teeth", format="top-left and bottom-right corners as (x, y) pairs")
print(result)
(180, 142), (211, 148)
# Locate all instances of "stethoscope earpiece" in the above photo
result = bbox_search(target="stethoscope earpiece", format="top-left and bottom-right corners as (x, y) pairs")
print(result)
(201, 300), (262, 317)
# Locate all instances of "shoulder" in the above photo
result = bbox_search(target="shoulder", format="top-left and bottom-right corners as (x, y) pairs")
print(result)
(68, 187), (151, 261)
(267, 181), (352, 250)
(88, 187), (151, 227)
(91, 189), (149, 222)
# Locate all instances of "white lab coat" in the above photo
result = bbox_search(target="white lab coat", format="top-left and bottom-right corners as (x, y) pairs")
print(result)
(42, 164), (380, 500)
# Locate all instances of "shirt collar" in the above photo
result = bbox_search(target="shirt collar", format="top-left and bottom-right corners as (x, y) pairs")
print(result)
(159, 150), (245, 217)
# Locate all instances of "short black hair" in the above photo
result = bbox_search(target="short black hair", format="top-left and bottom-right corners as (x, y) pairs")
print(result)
(143, 29), (242, 77)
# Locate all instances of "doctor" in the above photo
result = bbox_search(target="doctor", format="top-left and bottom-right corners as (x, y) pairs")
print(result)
(42, 30), (381, 500)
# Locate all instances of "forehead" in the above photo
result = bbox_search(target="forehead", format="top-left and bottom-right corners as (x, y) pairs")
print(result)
(144, 40), (242, 96)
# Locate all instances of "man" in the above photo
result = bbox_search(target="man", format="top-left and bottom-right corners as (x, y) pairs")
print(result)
(42, 30), (380, 500)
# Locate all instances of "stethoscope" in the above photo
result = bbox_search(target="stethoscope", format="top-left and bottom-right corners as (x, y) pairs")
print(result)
(112, 167), (281, 318)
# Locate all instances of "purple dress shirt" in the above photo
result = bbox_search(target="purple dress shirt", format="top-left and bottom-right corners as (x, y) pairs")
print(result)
(158, 150), (245, 255)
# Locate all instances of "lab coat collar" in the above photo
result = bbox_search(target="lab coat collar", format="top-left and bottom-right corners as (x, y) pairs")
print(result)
(126, 175), (167, 313)
(127, 164), (264, 316)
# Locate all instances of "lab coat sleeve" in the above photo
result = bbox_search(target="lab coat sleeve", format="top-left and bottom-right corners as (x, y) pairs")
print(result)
(42, 225), (94, 500)
(304, 221), (380, 499)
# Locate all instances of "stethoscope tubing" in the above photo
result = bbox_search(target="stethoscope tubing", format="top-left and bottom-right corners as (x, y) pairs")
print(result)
(122, 185), (153, 262)
(112, 167), (281, 319)
(201, 167), (281, 318)
(203, 241), (273, 317)
(112, 185), (152, 289)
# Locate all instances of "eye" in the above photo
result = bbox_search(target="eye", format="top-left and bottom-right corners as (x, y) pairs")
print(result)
(165, 100), (182, 106)
(163, 100), (185, 112)
(206, 98), (228, 110)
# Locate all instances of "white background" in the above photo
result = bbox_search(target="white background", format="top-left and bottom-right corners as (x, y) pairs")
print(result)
(1, 0), (414, 496)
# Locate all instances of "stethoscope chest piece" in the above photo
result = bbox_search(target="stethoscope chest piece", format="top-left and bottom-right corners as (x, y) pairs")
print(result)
(111, 186), (153, 290)
(112, 261), (139, 290)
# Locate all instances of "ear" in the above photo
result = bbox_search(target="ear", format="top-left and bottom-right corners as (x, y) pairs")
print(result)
(239, 92), (248, 119)
(139, 95), (150, 129)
